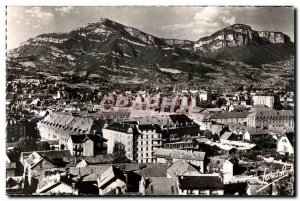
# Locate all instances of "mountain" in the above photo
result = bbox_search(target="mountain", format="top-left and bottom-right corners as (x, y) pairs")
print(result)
(7, 19), (294, 87)
(193, 24), (294, 65)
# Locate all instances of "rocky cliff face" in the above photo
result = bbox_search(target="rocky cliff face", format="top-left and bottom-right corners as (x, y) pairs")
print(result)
(193, 24), (292, 53)
(7, 19), (294, 83)
(258, 31), (291, 44)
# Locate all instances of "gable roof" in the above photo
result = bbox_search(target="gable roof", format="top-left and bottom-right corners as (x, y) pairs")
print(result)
(36, 175), (78, 194)
(98, 166), (126, 190)
(69, 134), (107, 144)
(178, 175), (223, 190)
(167, 160), (200, 177)
(220, 132), (233, 140)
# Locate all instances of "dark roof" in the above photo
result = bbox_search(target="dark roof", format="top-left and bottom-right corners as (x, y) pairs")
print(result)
(220, 132), (234, 140)
(210, 112), (250, 119)
(285, 132), (295, 147)
(178, 176), (223, 190)
(169, 114), (193, 125)
(21, 150), (72, 160)
(138, 124), (157, 131)
(70, 134), (107, 143)
(99, 166), (126, 190)
(105, 122), (132, 133)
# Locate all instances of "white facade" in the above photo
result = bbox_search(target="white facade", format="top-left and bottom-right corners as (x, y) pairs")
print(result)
(136, 128), (162, 163)
(277, 136), (294, 155)
(253, 95), (274, 108)
(223, 160), (234, 181)
(102, 128), (134, 160)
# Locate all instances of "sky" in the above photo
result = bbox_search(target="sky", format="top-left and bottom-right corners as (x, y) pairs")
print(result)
(6, 6), (294, 50)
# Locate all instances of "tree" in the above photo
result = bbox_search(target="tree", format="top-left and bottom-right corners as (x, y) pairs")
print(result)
(37, 141), (50, 151)
(112, 142), (128, 163)
(16, 137), (37, 152)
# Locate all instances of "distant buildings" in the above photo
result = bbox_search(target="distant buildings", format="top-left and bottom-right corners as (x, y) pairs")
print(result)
(6, 119), (26, 142)
(253, 95), (274, 108)
(67, 134), (107, 157)
(37, 112), (103, 148)
(247, 110), (294, 128)
(209, 112), (249, 125)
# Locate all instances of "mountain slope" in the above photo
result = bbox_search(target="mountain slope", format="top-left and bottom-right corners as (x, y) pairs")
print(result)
(7, 19), (294, 87)
(193, 24), (294, 65)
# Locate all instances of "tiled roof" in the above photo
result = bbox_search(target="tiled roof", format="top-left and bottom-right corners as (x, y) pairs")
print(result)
(138, 124), (157, 131)
(167, 160), (200, 177)
(38, 112), (98, 134)
(220, 132), (233, 140)
(153, 148), (205, 161)
(209, 112), (250, 119)
(105, 122), (133, 133)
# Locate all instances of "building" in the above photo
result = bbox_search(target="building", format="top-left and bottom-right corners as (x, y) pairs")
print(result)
(67, 134), (107, 157)
(153, 148), (206, 173)
(246, 110), (294, 128)
(103, 122), (163, 163)
(136, 124), (163, 163)
(35, 171), (79, 195)
(37, 112), (103, 147)
(199, 91), (208, 102)
(253, 95), (274, 108)
(228, 105), (248, 112)
(243, 128), (269, 142)
(144, 177), (179, 195)
(97, 166), (127, 195)
(103, 122), (135, 161)
(6, 119), (26, 142)
(277, 135), (294, 155)
(177, 175), (224, 195)
(209, 112), (250, 125)
(162, 114), (200, 143)
(6, 176), (24, 195)
(20, 150), (71, 185)
(167, 160), (202, 178)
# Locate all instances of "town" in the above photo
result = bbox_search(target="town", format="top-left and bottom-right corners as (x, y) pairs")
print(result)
(6, 65), (294, 196)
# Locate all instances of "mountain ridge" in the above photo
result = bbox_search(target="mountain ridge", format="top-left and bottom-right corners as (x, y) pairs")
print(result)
(7, 18), (294, 87)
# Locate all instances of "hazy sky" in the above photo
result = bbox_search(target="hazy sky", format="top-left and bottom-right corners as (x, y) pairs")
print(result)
(7, 6), (294, 50)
